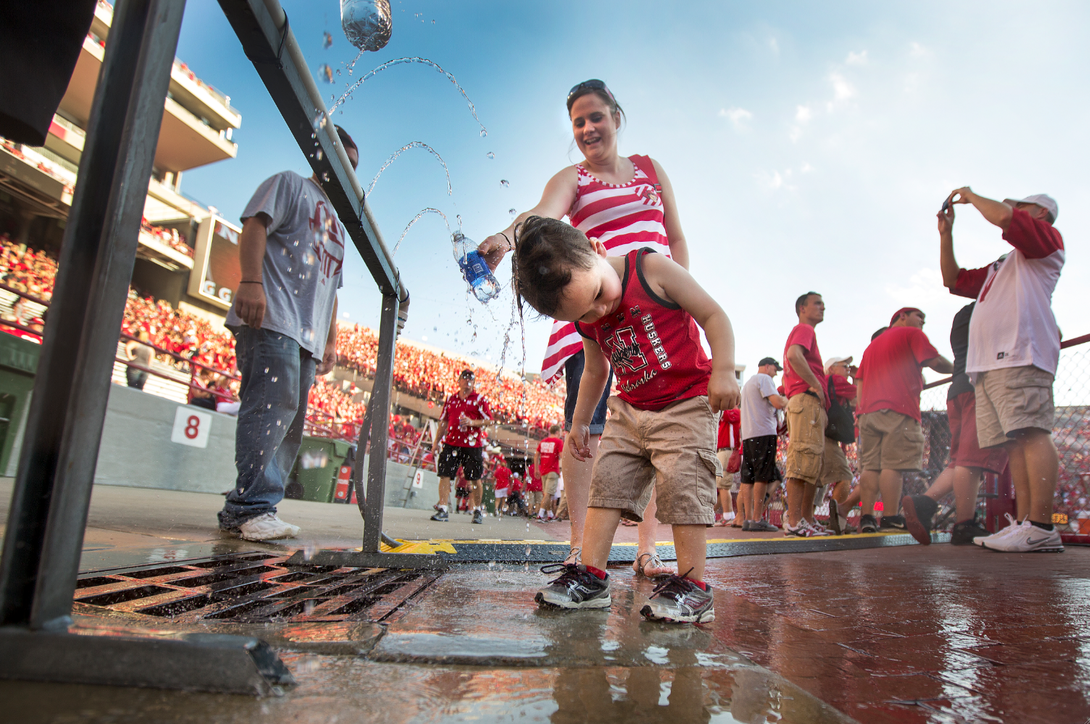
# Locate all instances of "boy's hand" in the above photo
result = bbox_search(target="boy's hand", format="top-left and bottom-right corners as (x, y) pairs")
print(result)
(708, 372), (741, 414)
(566, 424), (593, 462)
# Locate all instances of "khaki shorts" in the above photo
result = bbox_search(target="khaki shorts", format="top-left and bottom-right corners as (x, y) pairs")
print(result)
(819, 436), (852, 486)
(715, 449), (741, 491)
(975, 366), (1055, 448)
(526, 490), (543, 510)
(589, 395), (720, 525)
(542, 472), (560, 499)
(858, 409), (924, 472)
(784, 393), (827, 485)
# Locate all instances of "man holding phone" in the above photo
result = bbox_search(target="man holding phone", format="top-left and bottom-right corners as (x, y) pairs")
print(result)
(939, 188), (1065, 553)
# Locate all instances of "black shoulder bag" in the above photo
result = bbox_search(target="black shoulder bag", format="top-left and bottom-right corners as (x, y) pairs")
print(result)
(825, 376), (855, 444)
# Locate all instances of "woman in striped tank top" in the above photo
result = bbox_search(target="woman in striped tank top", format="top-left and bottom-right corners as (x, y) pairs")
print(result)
(478, 80), (691, 577)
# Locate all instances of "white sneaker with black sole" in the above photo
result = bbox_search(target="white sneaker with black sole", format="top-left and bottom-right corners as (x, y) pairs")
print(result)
(641, 574), (715, 624)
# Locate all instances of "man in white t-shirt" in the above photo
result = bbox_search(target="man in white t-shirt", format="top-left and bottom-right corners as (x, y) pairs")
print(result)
(739, 357), (787, 531)
(939, 188), (1064, 553)
(217, 127), (356, 542)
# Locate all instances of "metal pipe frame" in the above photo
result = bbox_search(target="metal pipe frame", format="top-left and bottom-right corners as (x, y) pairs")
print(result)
(0, 0), (187, 633)
(0, 0), (295, 698)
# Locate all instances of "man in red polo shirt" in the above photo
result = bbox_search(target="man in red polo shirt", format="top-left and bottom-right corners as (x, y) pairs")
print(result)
(535, 424), (564, 521)
(431, 369), (492, 524)
(855, 307), (952, 533)
(782, 292), (828, 537)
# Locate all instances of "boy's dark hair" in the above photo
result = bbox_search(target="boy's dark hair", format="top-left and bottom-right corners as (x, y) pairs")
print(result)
(795, 291), (820, 316)
(513, 216), (597, 319)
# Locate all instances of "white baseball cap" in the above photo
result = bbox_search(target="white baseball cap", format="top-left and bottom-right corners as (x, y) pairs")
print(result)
(824, 355), (853, 374)
(1004, 194), (1058, 223)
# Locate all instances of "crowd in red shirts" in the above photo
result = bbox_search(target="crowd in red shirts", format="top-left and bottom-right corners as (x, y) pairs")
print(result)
(139, 217), (195, 258)
(336, 323), (565, 435)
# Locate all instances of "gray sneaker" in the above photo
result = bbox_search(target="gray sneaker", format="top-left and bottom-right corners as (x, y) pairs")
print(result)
(641, 574), (715, 624)
(535, 564), (611, 610)
(472, 509), (484, 524)
(748, 519), (779, 532)
(741, 520), (752, 532)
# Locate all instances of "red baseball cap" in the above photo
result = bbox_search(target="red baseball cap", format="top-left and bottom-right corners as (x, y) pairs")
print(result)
(890, 307), (922, 326)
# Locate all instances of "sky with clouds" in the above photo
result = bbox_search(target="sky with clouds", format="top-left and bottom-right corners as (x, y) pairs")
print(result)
(176, 0), (1090, 387)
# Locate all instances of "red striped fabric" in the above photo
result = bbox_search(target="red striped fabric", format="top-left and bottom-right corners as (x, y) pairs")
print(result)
(539, 155), (671, 382)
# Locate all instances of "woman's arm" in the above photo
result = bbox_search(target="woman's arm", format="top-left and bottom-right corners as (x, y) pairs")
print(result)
(651, 158), (689, 270)
(477, 166), (580, 270)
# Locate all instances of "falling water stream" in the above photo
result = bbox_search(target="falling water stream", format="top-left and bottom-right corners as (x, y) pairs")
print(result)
(332, 56), (488, 137)
(367, 142), (452, 197)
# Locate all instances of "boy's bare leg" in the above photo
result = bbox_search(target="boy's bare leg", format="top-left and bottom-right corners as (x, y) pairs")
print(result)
(878, 470), (904, 518)
(582, 506), (623, 571)
(734, 486), (749, 523)
(924, 467), (956, 502)
(786, 478), (806, 526)
(470, 479), (482, 510)
(671, 524), (707, 582)
(562, 435), (600, 553)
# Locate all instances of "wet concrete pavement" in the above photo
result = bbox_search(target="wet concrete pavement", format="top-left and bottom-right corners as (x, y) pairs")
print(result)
(2, 478), (1090, 722)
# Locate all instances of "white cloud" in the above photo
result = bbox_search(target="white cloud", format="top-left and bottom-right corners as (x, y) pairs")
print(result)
(846, 50), (868, 65)
(830, 73), (856, 101)
(795, 105), (812, 123)
(718, 107), (753, 130)
(909, 41), (929, 58)
(769, 37), (779, 54)
(800, 162), (813, 173)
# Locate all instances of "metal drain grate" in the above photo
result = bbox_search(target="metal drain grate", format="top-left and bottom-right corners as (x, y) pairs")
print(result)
(74, 553), (441, 624)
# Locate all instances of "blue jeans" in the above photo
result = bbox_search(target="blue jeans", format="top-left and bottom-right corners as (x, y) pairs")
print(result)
(218, 328), (316, 529)
(563, 349), (613, 436)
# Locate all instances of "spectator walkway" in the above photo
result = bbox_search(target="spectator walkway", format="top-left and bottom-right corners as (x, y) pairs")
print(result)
(3, 477), (1088, 722)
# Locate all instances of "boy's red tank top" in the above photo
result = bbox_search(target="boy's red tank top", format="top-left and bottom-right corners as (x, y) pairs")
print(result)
(576, 249), (711, 411)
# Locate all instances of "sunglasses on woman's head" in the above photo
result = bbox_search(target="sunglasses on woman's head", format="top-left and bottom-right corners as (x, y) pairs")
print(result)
(567, 79), (614, 105)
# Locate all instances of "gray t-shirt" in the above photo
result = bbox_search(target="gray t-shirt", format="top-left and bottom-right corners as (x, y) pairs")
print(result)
(226, 171), (345, 358)
(740, 372), (779, 440)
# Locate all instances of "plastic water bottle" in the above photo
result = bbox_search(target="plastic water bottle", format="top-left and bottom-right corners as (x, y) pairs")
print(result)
(452, 232), (500, 303)
(340, 0), (392, 52)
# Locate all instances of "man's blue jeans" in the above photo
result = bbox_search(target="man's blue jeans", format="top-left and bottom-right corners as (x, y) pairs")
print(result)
(218, 328), (316, 529)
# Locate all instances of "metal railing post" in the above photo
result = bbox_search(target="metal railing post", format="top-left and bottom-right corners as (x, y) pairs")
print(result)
(0, 0), (186, 631)
(362, 292), (399, 552)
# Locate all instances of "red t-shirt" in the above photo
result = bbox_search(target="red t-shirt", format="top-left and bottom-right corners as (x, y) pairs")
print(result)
(857, 326), (940, 422)
(783, 323), (825, 402)
(717, 408), (741, 450)
(494, 465), (512, 492)
(576, 249), (711, 411)
(527, 463), (543, 492)
(439, 391), (491, 448)
(537, 437), (564, 475)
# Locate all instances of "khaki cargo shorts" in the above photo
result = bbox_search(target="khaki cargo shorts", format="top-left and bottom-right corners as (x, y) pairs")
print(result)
(819, 436), (853, 486)
(858, 409), (924, 472)
(588, 395), (720, 525)
(784, 393), (827, 485)
(716, 449), (741, 491)
(542, 471), (560, 499)
(975, 366), (1055, 448)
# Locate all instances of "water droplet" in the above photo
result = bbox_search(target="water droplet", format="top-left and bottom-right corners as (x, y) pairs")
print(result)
(486, 152), (494, 159)
(312, 110), (327, 132)
(500, 179), (509, 188)
(318, 64), (333, 83)
(276, 420), (282, 427)
(293, 240), (300, 246)
(264, 367), (270, 374)
(316, 148), (323, 161)
(509, 208), (516, 217)
(480, 128), (488, 137)
(271, 376), (278, 382)
(322, 31), (333, 49)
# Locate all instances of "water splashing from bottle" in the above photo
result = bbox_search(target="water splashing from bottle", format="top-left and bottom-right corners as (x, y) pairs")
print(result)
(318, 64), (334, 83)
(393, 208), (451, 256)
(367, 141), (452, 196)
(486, 152), (495, 159)
(340, 0), (392, 52)
(330, 57), (487, 137)
(500, 179), (510, 188)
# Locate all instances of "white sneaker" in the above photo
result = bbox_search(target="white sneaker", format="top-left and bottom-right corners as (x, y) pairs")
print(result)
(239, 512), (301, 541)
(983, 522), (1064, 553)
(974, 514), (1022, 547)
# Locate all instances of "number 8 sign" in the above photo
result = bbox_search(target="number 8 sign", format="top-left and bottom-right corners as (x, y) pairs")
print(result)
(171, 406), (212, 448)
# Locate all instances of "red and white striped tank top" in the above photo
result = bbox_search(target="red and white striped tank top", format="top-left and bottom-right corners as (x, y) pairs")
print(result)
(540, 154), (671, 382)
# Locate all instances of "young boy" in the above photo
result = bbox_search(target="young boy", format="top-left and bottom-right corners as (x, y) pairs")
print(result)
(513, 216), (739, 623)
